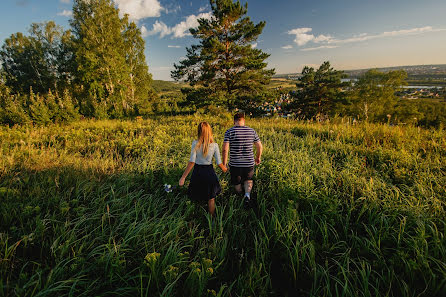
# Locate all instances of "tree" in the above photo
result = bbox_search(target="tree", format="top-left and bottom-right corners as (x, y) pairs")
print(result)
(122, 20), (156, 115)
(171, 0), (274, 109)
(351, 69), (407, 122)
(291, 61), (349, 119)
(0, 21), (68, 94)
(71, 0), (154, 118)
(71, 0), (128, 117)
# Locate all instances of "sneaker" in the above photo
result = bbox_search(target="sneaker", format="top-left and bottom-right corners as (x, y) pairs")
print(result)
(243, 196), (251, 209)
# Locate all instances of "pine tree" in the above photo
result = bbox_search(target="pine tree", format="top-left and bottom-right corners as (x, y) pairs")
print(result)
(171, 0), (274, 109)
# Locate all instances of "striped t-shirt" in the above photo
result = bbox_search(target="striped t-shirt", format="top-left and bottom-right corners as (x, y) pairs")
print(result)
(223, 125), (260, 167)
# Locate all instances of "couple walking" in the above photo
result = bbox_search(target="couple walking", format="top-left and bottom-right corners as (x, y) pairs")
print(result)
(179, 113), (263, 215)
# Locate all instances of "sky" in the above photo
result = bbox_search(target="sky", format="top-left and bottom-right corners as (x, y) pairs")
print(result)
(1, 0), (446, 80)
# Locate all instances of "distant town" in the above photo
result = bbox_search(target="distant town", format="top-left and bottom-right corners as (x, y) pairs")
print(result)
(275, 64), (446, 84)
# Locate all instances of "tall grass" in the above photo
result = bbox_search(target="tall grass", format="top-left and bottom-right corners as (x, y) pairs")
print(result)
(0, 116), (445, 296)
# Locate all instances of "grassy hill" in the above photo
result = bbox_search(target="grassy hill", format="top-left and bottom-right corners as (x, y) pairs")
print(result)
(152, 80), (188, 96)
(1, 116), (445, 296)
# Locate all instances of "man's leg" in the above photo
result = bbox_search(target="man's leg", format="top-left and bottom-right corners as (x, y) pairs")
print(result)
(231, 167), (243, 194)
(243, 180), (253, 198)
(243, 180), (253, 208)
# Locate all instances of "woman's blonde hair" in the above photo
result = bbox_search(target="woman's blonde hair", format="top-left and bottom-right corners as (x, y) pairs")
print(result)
(195, 122), (214, 156)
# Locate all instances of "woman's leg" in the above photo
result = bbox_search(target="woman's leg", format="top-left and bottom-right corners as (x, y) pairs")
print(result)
(208, 198), (216, 216)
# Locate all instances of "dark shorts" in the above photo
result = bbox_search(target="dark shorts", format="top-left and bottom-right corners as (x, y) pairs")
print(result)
(230, 166), (254, 185)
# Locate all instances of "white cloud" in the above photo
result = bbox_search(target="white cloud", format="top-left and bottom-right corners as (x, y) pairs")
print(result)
(281, 45), (293, 49)
(114, 0), (164, 21)
(57, 9), (72, 17)
(171, 12), (212, 38)
(328, 26), (446, 44)
(168, 45), (181, 48)
(287, 26), (446, 51)
(147, 20), (171, 38)
(314, 34), (333, 43)
(60, 0), (70, 3)
(141, 25), (149, 37)
(148, 12), (212, 38)
(287, 27), (315, 46)
(300, 45), (339, 51)
(251, 43), (257, 48)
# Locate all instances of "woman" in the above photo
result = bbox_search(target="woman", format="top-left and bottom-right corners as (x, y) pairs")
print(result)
(179, 122), (227, 215)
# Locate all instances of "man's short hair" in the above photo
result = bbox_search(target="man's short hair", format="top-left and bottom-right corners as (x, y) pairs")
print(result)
(234, 112), (245, 121)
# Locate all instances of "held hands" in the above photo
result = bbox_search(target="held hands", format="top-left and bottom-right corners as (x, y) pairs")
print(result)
(219, 163), (228, 173)
(179, 177), (186, 187)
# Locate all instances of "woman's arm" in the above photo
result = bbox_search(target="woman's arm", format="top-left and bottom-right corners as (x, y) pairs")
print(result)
(180, 141), (197, 186)
(218, 163), (227, 173)
(179, 162), (195, 186)
(214, 144), (227, 172)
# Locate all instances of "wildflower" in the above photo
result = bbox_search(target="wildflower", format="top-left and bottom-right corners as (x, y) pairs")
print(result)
(207, 289), (217, 296)
(189, 262), (200, 269)
(206, 267), (214, 276)
(202, 258), (212, 267)
(144, 252), (160, 266)
(193, 268), (201, 274)
(163, 265), (179, 281)
(164, 184), (173, 193)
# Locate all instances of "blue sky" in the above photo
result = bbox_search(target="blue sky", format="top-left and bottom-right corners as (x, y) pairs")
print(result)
(1, 0), (446, 80)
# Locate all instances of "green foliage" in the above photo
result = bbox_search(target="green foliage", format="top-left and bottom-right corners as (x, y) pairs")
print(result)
(71, 0), (128, 116)
(152, 80), (188, 95)
(70, 0), (155, 118)
(122, 21), (155, 115)
(172, 0), (275, 109)
(0, 21), (70, 94)
(291, 61), (350, 119)
(349, 69), (408, 122)
(0, 117), (445, 296)
(28, 90), (53, 125)
(0, 1), (155, 121)
(0, 86), (30, 126)
(416, 100), (446, 128)
(0, 86), (79, 126)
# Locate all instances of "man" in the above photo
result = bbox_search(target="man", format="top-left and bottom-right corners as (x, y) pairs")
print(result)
(222, 113), (263, 208)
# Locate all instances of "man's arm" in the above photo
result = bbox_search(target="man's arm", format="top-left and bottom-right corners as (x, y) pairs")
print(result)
(222, 142), (230, 166)
(254, 141), (263, 165)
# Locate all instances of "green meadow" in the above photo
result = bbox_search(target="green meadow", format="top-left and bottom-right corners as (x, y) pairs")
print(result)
(0, 115), (445, 296)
